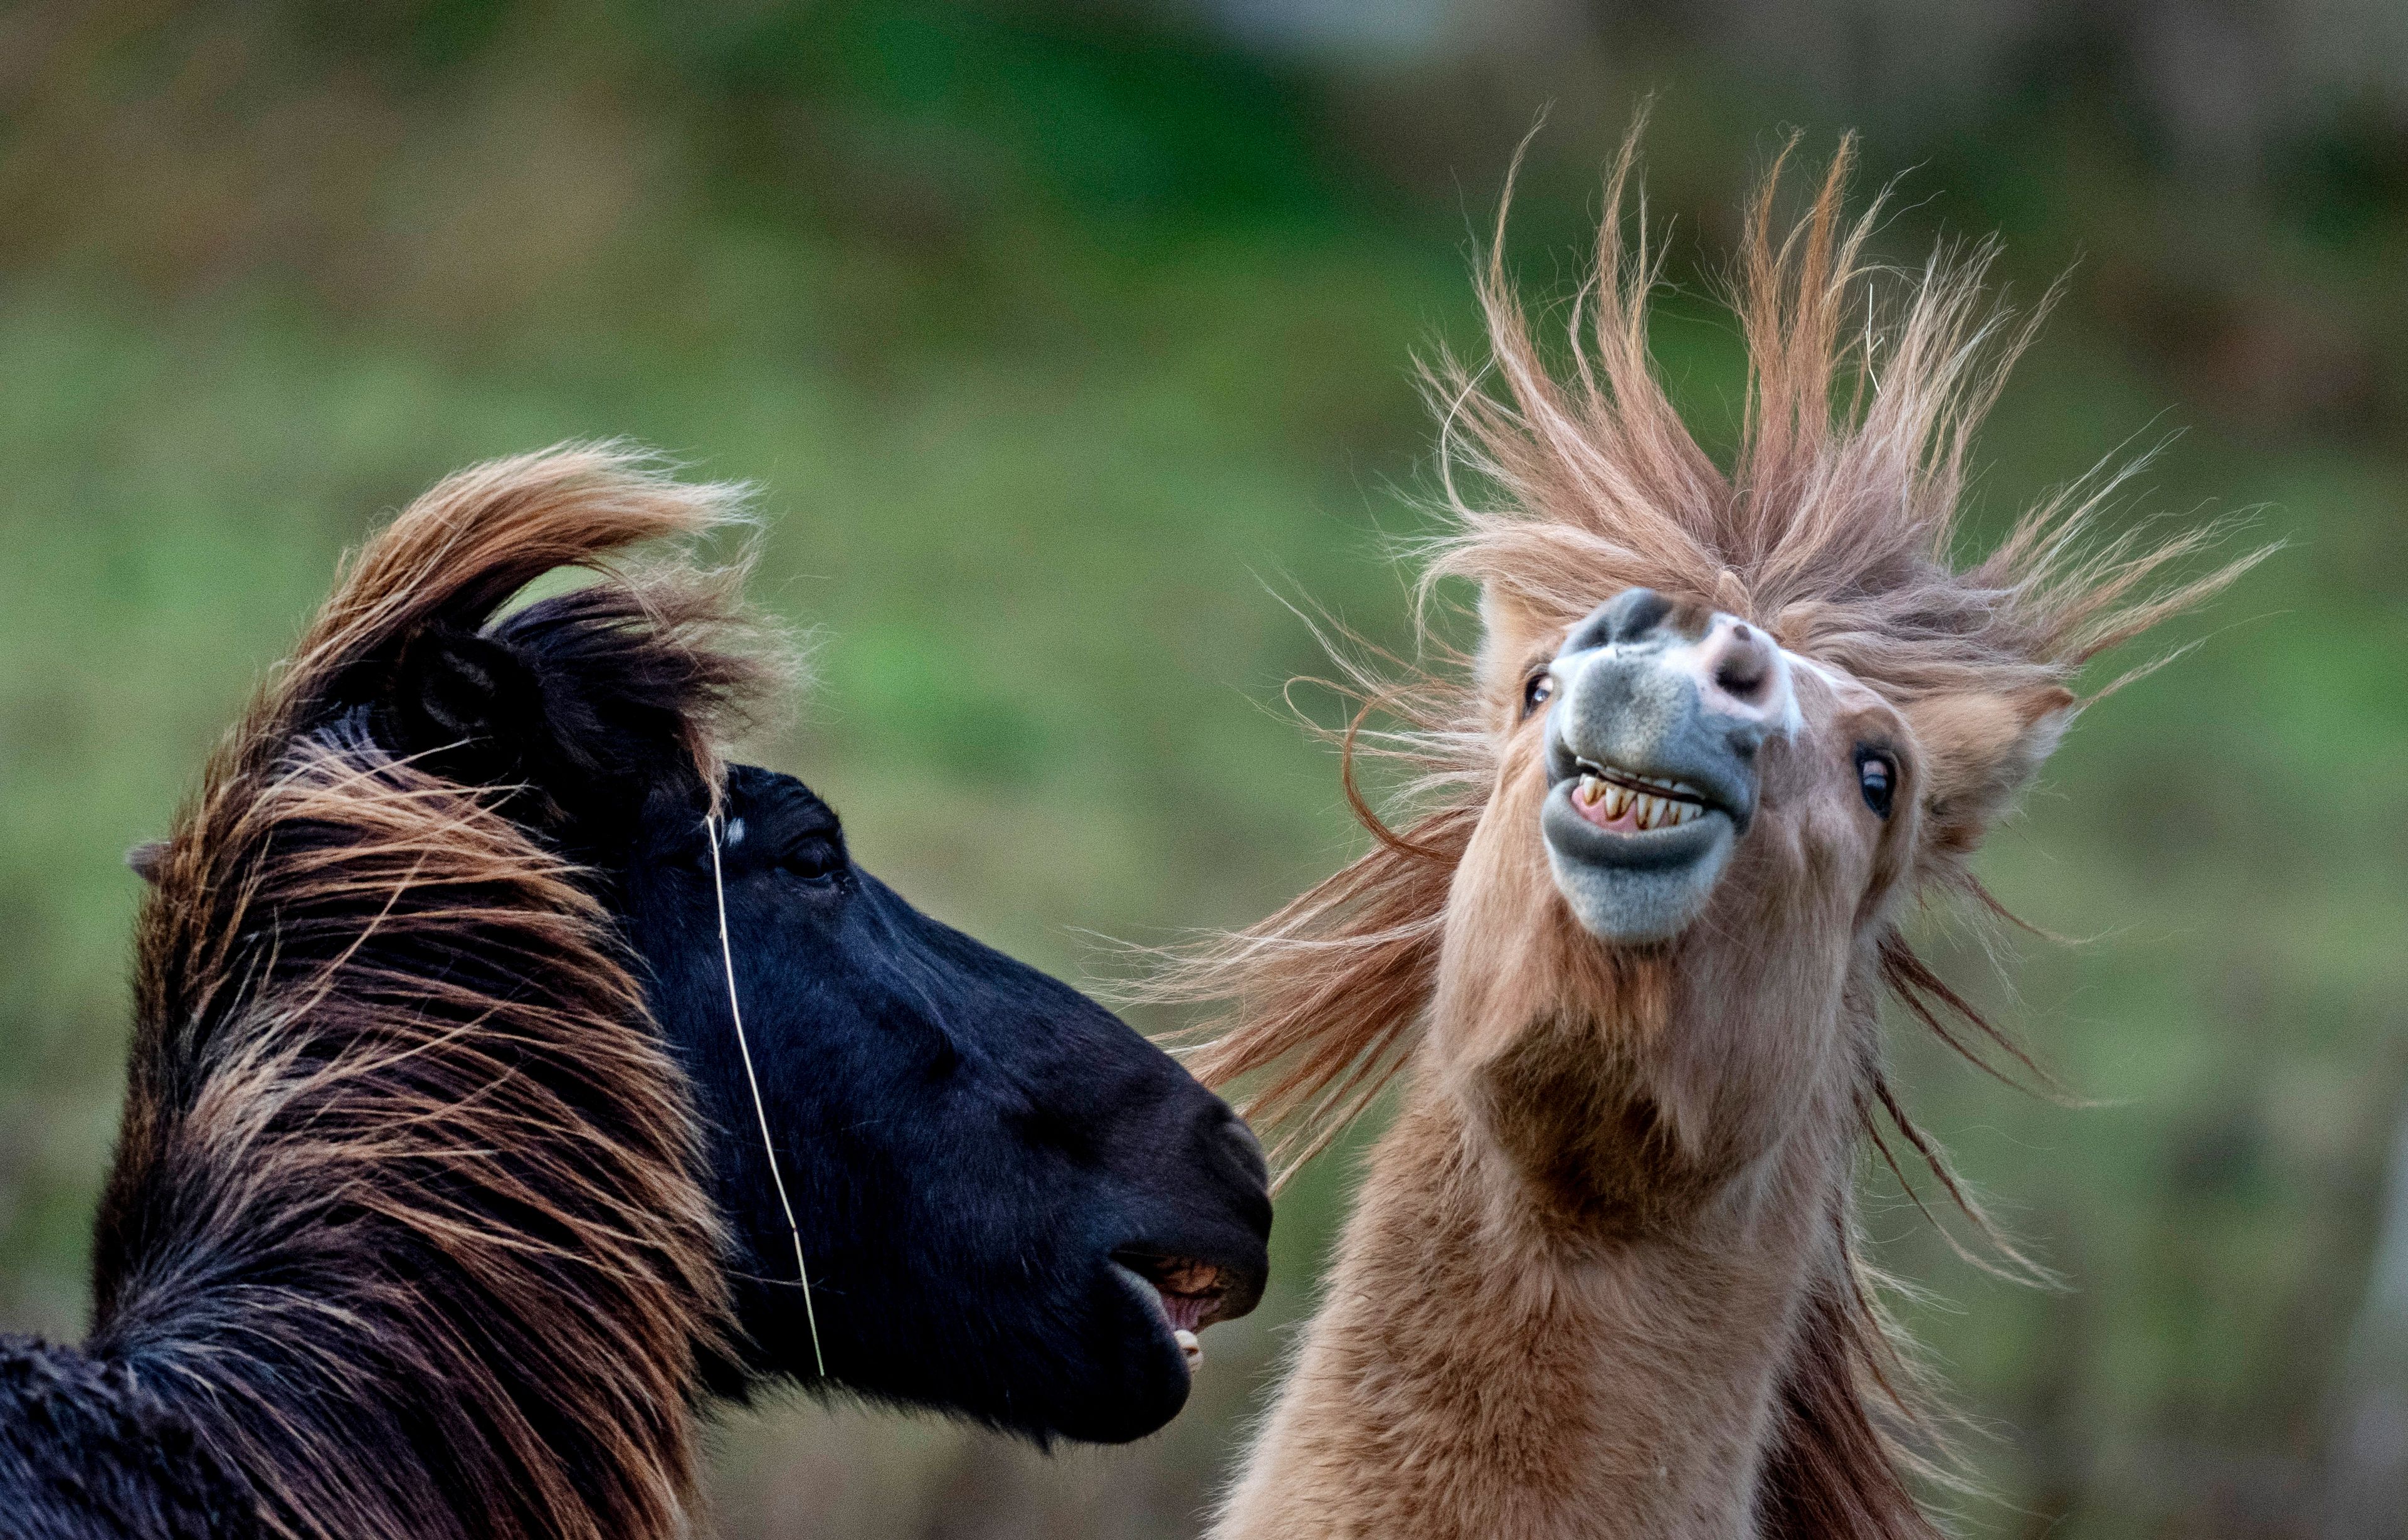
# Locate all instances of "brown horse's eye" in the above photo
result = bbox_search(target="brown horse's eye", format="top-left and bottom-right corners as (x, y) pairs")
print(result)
(1856, 749), (1896, 818)
(1522, 672), (1554, 719)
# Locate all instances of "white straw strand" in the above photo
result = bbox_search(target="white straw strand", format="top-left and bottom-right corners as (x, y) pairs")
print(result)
(706, 812), (826, 1378)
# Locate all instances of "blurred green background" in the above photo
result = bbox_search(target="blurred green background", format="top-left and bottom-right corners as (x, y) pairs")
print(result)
(3, 2), (2405, 1535)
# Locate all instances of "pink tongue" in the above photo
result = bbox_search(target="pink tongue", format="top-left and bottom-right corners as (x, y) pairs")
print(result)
(1158, 1292), (1210, 1332)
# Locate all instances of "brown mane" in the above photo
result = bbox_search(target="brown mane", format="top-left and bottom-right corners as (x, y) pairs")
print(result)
(87, 448), (774, 1539)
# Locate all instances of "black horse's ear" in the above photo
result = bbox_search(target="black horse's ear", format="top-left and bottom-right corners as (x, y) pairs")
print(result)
(372, 608), (707, 846)
(375, 627), (559, 802)
(390, 629), (547, 747)
(125, 840), (167, 885)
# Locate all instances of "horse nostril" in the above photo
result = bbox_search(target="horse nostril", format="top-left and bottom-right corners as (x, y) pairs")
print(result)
(1210, 1106), (1270, 1190)
(1613, 589), (1674, 645)
(1716, 657), (1766, 696)
(1709, 622), (1775, 704)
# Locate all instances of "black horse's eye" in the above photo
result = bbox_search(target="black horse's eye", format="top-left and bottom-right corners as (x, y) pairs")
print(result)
(1522, 671), (1554, 719)
(779, 834), (845, 882)
(1855, 749), (1896, 818)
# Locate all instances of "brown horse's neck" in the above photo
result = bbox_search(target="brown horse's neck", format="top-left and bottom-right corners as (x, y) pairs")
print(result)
(1216, 999), (1859, 1540)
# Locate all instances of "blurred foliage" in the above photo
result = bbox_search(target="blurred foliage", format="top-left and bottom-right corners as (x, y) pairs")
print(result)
(3, 2), (2405, 1536)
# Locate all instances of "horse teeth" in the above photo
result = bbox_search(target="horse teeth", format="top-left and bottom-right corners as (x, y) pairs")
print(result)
(1176, 1329), (1201, 1369)
(1574, 764), (1709, 829)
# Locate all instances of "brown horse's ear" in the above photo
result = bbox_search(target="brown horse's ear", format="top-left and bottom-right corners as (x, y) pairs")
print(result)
(1906, 683), (2077, 856)
(125, 840), (167, 885)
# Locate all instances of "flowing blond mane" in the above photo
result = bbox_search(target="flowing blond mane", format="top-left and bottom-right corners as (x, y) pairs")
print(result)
(1145, 131), (2258, 1185)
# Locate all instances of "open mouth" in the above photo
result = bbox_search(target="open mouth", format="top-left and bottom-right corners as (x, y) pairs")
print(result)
(1566, 759), (1717, 834)
(1110, 1250), (1240, 1373)
(1540, 753), (1741, 944)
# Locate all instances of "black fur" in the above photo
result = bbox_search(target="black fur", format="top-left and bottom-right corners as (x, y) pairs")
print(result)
(0, 1339), (252, 1539)
(632, 766), (1272, 1440)
(398, 589), (1276, 1440)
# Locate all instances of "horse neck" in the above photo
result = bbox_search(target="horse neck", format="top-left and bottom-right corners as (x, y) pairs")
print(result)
(88, 734), (719, 1540)
(1216, 972), (1862, 1540)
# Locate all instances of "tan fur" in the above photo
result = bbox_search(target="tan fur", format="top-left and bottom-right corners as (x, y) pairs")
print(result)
(1147, 132), (2263, 1536)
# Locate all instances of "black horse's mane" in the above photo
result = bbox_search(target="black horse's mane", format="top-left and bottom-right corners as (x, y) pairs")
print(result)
(3, 447), (777, 1539)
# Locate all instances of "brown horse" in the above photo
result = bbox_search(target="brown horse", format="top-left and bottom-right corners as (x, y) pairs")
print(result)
(1153, 137), (2258, 1537)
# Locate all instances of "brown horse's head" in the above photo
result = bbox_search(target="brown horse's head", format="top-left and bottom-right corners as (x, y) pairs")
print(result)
(1175, 132), (2254, 1179)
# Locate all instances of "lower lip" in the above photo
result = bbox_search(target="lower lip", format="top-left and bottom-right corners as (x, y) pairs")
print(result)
(1540, 784), (1729, 867)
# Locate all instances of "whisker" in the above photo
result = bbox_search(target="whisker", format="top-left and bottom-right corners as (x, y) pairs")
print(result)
(706, 810), (825, 1378)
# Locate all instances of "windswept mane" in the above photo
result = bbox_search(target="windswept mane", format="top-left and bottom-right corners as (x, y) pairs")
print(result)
(86, 448), (778, 1540)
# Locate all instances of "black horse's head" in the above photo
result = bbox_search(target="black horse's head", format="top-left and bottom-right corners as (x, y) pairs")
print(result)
(347, 458), (1270, 1443)
(621, 765), (1267, 1440)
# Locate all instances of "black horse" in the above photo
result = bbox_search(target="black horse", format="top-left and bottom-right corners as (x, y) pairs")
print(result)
(1, 448), (1270, 1539)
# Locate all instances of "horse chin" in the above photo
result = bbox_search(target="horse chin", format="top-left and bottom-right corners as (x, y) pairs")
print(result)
(1008, 1262), (1193, 1445)
(1539, 783), (1736, 944)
